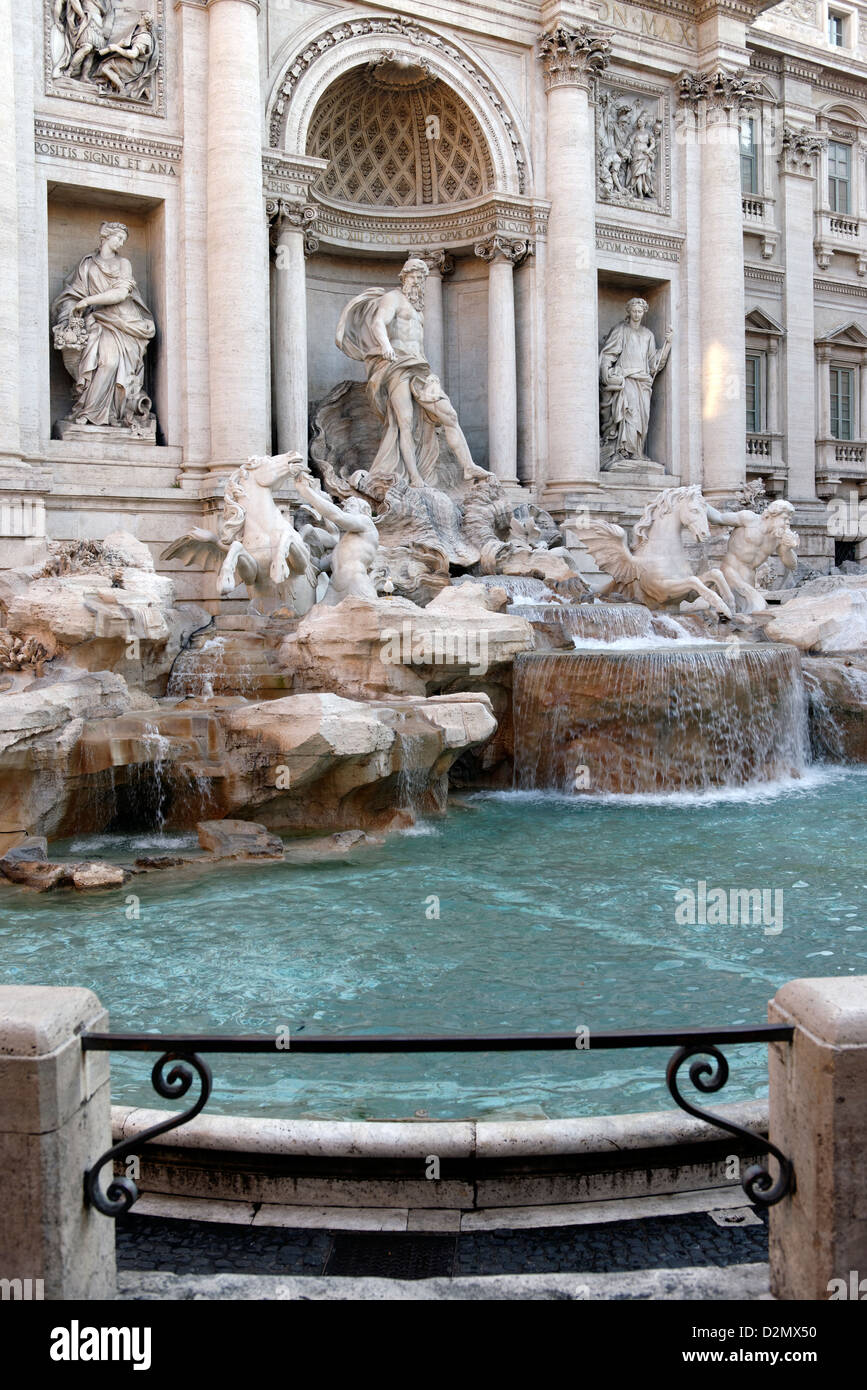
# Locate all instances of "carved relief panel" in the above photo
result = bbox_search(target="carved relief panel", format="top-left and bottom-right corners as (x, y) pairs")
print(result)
(45, 0), (165, 116)
(596, 83), (670, 214)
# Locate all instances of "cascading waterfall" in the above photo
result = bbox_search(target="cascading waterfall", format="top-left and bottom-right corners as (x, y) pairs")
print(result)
(508, 601), (655, 642)
(513, 644), (809, 794)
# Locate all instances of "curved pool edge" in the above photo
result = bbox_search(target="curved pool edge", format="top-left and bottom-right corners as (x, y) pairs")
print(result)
(111, 1099), (770, 1217)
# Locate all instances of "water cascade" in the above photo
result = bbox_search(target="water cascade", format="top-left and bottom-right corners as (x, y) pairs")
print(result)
(513, 644), (809, 794)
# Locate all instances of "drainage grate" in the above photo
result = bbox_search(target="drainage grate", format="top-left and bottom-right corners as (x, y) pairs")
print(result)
(326, 1233), (456, 1280)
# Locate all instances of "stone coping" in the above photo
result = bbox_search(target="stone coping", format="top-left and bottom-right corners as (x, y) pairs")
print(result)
(112, 1098), (768, 1159)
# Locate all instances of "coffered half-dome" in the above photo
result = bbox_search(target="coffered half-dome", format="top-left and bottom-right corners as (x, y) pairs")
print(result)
(306, 62), (494, 209)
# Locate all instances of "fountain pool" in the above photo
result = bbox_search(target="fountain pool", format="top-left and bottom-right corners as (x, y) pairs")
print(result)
(1, 769), (864, 1121)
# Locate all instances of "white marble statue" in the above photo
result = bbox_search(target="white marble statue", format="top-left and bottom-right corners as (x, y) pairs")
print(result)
(96, 12), (159, 100)
(161, 453), (319, 616)
(290, 464), (381, 605)
(597, 93), (662, 203)
(579, 485), (736, 618)
(706, 500), (800, 614)
(335, 257), (489, 489)
(52, 0), (114, 82)
(599, 298), (672, 468)
(51, 221), (156, 438)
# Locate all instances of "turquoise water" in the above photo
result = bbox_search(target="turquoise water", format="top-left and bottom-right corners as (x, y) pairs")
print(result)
(1, 768), (865, 1120)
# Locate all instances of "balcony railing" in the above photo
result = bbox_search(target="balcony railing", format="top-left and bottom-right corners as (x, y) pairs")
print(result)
(815, 209), (867, 271)
(745, 434), (786, 486)
(817, 437), (867, 481)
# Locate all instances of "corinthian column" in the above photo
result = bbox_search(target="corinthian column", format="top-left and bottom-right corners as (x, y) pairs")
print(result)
(475, 236), (531, 484)
(0, 0), (21, 468)
(419, 251), (453, 382)
(538, 26), (610, 503)
(679, 68), (760, 498)
(268, 200), (317, 460)
(206, 0), (269, 473)
(779, 126), (825, 502)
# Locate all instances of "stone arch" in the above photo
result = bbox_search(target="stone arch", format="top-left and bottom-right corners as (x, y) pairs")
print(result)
(266, 10), (530, 196)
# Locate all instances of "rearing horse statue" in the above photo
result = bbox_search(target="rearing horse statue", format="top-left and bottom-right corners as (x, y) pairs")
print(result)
(579, 486), (735, 619)
(162, 452), (319, 615)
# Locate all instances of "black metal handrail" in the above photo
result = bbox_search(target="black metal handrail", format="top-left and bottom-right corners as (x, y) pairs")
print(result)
(81, 1023), (795, 1217)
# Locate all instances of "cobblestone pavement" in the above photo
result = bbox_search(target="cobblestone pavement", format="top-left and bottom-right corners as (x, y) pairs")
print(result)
(116, 1209), (769, 1280)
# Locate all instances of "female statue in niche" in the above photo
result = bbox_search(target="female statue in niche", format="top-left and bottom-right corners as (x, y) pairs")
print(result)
(51, 221), (156, 437)
(599, 297), (672, 467)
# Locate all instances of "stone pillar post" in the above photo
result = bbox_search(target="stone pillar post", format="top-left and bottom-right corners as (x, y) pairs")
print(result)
(0, 0), (21, 469)
(817, 346), (831, 439)
(475, 236), (531, 484)
(268, 201), (318, 460)
(206, 0), (269, 472)
(175, 0), (212, 487)
(768, 976), (867, 1301)
(0, 986), (114, 1299)
(780, 126), (825, 501)
(679, 69), (760, 499)
(859, 354), (867, 443)
(419, 250), (453, 383)
(767, 338), (780, 434)
(538, 26), (610, 503)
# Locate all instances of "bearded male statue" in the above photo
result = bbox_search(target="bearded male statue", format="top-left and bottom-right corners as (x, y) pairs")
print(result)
(335, 257), (489, 490)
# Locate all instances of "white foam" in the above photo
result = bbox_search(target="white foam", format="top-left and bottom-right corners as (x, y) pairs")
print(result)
(474, 764), (858, 809)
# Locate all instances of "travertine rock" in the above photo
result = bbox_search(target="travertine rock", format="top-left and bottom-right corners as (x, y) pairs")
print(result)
(219, 690), (497, 833)
(196, 819), (284, 859)
(280, 587), (533, 700)
(765, 588), (867, 653)
(72, 862), (128, 890)
(803, 656), (867, 761)
(4, 563), (208, 693)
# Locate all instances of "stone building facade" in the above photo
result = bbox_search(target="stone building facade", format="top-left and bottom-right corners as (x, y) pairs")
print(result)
(4, 0), (867, 597)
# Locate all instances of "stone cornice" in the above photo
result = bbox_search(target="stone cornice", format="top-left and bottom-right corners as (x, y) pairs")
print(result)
(303, 191), (550, 254)
(538, 26), (611, 92)
(34, 117), (182, 174)
(595, 221), (684, 263)
(262, 151), (329, 203)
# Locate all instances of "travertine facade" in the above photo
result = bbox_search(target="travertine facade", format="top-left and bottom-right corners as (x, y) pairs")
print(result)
(5, 0), (867, 597)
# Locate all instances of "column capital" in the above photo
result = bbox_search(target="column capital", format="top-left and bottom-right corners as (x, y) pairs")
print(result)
(418, 249), (455, 277)
(538, 26), (610, 93)
(779, 124), (825, 177)
(266, 199), (319, 255)
(205, 0), (260, 10)
(474, 235), (533, 267)
(677, 67), (762, 114)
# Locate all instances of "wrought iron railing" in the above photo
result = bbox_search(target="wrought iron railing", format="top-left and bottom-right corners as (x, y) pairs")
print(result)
(81, 1023), (795, 1217)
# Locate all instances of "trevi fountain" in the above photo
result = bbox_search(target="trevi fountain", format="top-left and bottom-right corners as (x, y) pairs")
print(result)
(2, 236), (866, 1124)
(5, 0), (867, 1134)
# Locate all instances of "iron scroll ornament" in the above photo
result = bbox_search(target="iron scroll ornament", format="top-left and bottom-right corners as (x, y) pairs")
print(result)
(84, 1051), (212, 1216)
(666, 1043), (793, 1206)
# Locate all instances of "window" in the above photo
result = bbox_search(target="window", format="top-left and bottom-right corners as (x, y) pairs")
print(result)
(828, 141), (851, 213)
(745, 353), (763, 433)
(829, 11), (846, 46)
(740, 117), (758, 195)
(830, 365), (855, 440)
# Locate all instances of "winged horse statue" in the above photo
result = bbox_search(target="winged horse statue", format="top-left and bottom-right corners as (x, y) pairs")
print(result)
(579, 485), (736, 619)
(161, 452), (320, 616)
